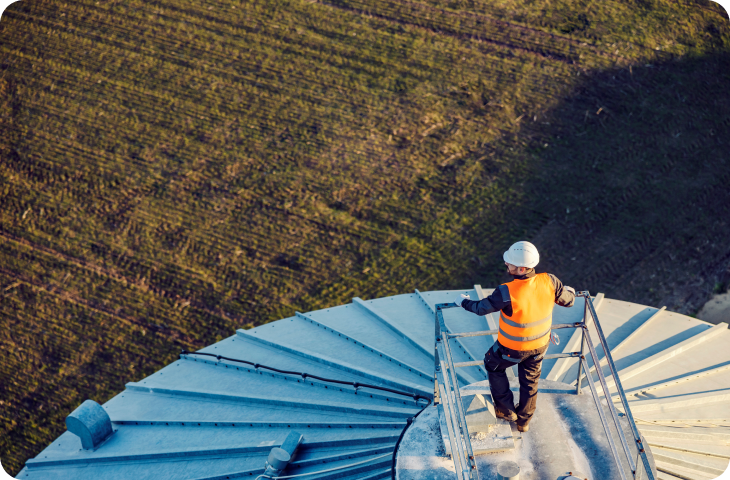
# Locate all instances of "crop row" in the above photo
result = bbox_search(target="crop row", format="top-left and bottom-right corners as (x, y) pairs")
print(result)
(5, 30), (572, 141)
(2, 69), (544, 225)
(7, 0), (581, 105)
(0, 236), (236, 343)
(8, 5), (441, 98)
(411, 0), (725, 57)
(5, 79), (556, 207)
(1, 40), (561, 152)
(0, 150), (420, 318)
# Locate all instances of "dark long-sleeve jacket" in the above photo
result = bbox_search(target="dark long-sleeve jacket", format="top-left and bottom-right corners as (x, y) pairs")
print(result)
(460, 269), (575, 357)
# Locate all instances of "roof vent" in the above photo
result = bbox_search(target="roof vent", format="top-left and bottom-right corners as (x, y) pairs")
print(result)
(65, 400), (114, 450)
(266, 448), (291, 472)
(264, 431), (303, 476)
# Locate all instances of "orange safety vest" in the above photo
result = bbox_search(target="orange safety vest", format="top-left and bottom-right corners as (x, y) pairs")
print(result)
(498, 273), (555, 351)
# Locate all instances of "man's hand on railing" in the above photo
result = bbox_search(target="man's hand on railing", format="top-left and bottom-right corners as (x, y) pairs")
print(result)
(453, 294), (470, 307)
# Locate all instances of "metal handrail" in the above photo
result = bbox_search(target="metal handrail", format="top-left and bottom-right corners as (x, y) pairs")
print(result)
(579, 354), (629, 480)
(452, 352), (580, 368)
(578, 292), (655, 480)
(444, 322), (582, 339)
(436, 349), (468, 477)
(436, 303), (479, 480)
(433, 294), (654, 480)
(434, 304), (479, 480)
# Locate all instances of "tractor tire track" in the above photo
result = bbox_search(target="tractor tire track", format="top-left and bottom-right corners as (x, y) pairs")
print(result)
(317, 0), (578, 64)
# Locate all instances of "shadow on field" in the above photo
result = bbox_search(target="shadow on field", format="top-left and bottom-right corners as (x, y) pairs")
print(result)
(510, 51), (730, 314)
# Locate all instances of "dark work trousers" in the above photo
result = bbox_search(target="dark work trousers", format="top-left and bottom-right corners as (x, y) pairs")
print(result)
(483, 342), (546, 426)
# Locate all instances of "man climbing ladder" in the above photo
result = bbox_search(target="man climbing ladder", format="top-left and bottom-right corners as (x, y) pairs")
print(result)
(455, 241), (576, 432)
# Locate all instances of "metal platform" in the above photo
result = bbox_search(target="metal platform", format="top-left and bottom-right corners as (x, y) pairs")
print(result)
(17, 288), (730, 480)
(397, 379), (655, 480)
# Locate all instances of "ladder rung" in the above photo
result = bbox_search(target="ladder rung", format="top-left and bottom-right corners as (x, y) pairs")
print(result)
(446, 323), (584, 340)
(451, 352), (579, 368)
(453, 360), (482, 368)
(447, 330), (497, 339)
(545, 352), (581, 360)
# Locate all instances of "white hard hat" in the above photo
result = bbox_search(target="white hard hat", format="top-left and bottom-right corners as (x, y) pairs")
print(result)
(503, 241), (540, 268)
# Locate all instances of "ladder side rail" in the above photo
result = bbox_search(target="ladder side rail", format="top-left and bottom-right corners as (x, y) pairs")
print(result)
(434, 303), (442, 406)
(582, 293), (656, 480)
(436, 358), (468, 480)
(581, 323), (637, 475)
(437, 369), (467, 478)
(435, 303), (469, 478)
(436, 304), (477, 387)
(435, 304), (475, 479)
(579, 356), (630, 480)
(575, 299), (588, 393)
(438, 309), (479, 479)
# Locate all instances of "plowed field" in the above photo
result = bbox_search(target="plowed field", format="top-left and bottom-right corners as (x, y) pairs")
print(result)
(1, 0), (728, 474)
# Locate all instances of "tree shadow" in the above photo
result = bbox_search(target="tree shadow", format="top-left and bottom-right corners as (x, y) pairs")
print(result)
(512, 51), (730, 313)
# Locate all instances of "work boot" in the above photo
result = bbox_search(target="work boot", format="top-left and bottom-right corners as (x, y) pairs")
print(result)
(516, 423), (529, 432)
(495, 409), (517, 422)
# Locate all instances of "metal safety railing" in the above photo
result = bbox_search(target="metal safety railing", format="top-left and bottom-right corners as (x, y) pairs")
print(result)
(433, 292), (655, 480)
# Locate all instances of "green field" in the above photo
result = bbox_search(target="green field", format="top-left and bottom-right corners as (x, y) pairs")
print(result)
(1, 0), (729, 474)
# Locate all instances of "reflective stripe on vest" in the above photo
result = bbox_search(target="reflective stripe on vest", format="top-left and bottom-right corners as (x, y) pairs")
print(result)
(498, 325), (551, 342)
(500, 313), (552, 330)
(498, 313), (552, 341)
(497, 273), (555, 351)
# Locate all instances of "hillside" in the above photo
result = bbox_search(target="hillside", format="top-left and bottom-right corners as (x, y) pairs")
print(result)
(1, 0), (729, 474)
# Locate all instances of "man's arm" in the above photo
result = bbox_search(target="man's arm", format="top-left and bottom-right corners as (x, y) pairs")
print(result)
(548, 274), (576, 307)
(460, 286), (509, 316)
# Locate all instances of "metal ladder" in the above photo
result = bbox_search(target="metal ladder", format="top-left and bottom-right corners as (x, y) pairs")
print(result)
(433, 291), (655, 480)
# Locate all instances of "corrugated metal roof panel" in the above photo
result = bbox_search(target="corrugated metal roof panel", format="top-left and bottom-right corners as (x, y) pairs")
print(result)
(19, 289), (730, 479)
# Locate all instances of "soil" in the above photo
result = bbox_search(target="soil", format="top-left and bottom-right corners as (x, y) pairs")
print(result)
(697, 292), (730, 326)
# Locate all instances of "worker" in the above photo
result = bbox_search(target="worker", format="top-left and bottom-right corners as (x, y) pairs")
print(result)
(454, 241), (576, 432)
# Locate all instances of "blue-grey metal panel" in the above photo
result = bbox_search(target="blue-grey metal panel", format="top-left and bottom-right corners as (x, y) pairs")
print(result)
(23, 454), (266, 480)
(237, 329), (431, 397)
(31, 289), (723, 480)
(598, 323), (713, 382)
(354, 295), (435, 358)
(296, 299), (433, 374)
(125, 357), (422, 413)
(23, 428), (399, 480)
(104, 389), (411, 424)
(122, 384), (416, 419)
(27, 425), (400, 466)
(195, 333), (395, 386)
(190, 448), (394, 480)
(241, 314), (431, 388)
